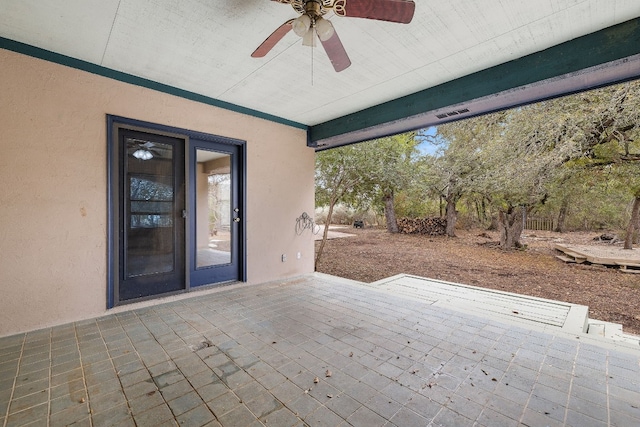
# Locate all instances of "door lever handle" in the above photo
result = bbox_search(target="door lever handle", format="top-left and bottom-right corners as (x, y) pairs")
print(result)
(233, 217), (241, 223)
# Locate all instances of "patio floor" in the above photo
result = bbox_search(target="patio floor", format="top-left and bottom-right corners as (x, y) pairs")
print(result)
(1, 273), (639, 427)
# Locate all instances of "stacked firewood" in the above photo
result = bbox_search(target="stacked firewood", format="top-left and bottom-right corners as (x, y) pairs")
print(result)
(397, 217), (447, 235)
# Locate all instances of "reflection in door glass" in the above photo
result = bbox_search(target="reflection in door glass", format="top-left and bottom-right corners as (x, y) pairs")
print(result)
(125, 139), (175, 277)
(196, 150), (232, 268)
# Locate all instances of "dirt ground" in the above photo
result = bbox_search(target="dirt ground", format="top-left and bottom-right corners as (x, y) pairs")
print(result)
(315, 227), (640, 336)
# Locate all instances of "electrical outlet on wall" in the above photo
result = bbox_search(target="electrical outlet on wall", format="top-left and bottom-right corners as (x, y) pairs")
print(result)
(281, 254), (287, 262)
(297, 252), (301, 259)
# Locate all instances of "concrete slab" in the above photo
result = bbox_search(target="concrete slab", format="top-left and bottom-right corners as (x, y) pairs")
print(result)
(366, 274), (589, 335)
(313, 226), (356, 241)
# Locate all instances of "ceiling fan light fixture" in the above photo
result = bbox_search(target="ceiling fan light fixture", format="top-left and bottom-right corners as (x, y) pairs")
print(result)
(302, 28), (316, 47)
(133, 149), (153, 160)
(292, 14), (311, 37)
(315, 17), (334, 41)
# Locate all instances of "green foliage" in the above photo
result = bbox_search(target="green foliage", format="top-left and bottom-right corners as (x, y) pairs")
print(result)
(316, 132), (421, 218)
(394, 190), (441, 218)
(315, 80), (640, 238)
(315, 143), (373, 209)
(538, 171), (635, 230)
(431, 79), (640, 237)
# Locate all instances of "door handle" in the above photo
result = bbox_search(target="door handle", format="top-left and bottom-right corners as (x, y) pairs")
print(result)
(233, 217), (241, 223)
(182, 210), (187, 218)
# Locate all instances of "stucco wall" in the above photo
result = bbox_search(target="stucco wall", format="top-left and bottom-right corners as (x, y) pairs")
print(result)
(0, 49), (315, 337)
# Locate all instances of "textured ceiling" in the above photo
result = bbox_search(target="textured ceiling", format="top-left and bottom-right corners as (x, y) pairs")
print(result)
(1, 0), (639, 132)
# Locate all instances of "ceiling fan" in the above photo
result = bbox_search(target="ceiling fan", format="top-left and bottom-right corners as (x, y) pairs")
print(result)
(251, 0), (416, 72)
(129, 140), (161, 160)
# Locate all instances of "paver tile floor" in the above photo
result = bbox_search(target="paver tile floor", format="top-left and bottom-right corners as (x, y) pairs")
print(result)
(1, 273), (639, 426)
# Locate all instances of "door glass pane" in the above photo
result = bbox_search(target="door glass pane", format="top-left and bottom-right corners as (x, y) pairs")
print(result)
(125, 138), (175, 277)
(196, 149), (232, 268)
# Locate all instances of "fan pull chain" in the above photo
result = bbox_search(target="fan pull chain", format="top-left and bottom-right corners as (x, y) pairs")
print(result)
(311, 29), (315, 86)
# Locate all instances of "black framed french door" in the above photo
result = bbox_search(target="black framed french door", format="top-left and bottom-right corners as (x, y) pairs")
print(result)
(189, 139), (242, 287)
(117, 129), (186, 302)
(108, 116), (246, 307)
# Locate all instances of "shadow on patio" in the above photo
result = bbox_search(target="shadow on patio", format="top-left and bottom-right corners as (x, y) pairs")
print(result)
(1, 273), (639, 426)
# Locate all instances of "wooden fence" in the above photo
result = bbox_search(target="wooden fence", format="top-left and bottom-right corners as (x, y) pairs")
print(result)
(525, 218), (555, 231)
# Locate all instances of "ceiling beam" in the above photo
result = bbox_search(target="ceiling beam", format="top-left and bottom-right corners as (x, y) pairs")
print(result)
(309, 18), (640, 150)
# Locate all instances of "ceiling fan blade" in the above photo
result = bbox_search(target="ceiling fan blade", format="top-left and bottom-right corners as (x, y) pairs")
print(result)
(333, 0), (415, 24)
(319, 30), (351, 72)
(251, 19), (294, 58)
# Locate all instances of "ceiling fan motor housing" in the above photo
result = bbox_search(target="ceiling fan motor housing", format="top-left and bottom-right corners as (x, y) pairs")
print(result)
(304, 0), (323, 18)
(285, 0), (332, 16)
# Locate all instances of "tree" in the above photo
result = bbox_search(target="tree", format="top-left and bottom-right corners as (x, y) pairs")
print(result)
(315, 144), (375, 269)
(315, 133), (421, 268)
(625, 191), (640, 250)
(319, 133), (421, 234)
(476, 106), (576, 247)
(435, 106), (569, 247)
(376, 132), (418, 233)
(434, 117), (498, 236)
(433, 80), (640, 248)
(551, 81), (640, 246)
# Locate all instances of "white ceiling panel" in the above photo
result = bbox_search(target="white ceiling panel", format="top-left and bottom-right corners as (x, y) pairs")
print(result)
(0, 0), (120, 63)
(0, 0), (638, 132)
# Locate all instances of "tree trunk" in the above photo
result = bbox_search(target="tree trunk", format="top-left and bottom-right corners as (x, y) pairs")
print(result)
(314, 199), (336, 270)
(624, 195), (640, 250)
(554, 198), (569, 233)
(445, 195), (457, 237)
(498, 206), (525, 249)
(481, 198), (488, 225)
(487, 216), (498, 231)
(383, 192), (399, 233)
(475, 199), (487, 227)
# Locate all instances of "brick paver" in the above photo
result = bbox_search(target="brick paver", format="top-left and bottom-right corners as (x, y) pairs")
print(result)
(0, 274), (639, 426)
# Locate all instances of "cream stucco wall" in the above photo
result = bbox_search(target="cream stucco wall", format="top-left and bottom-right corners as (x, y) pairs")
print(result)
(0, 49), (315, 337)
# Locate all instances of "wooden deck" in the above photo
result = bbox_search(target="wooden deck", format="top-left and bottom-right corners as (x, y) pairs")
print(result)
(555, 243), (640, 273)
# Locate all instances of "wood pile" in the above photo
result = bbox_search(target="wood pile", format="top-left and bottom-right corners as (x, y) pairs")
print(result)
(397, 217), (447, 235)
